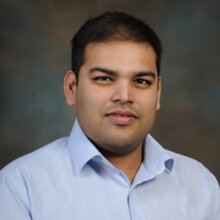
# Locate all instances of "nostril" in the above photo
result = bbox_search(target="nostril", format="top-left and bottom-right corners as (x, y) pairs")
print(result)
(111, 88), (134, 104)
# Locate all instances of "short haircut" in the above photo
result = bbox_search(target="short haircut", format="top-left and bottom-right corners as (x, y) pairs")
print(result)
(71, 12), (162, 79)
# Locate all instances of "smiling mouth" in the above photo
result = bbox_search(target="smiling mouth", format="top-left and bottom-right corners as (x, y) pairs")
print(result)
(105, 110), (137, 125)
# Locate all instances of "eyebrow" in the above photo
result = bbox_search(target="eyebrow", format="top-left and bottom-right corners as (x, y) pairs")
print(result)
(89, 67), (118, 76)
(134, 71), (156, 78)
(89, 66), (156, 78)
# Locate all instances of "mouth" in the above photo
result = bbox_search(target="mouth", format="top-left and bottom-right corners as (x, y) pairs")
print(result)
(105, 110), (137, 125)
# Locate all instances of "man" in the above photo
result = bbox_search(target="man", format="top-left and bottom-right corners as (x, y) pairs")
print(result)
(0, 12), (219, 220)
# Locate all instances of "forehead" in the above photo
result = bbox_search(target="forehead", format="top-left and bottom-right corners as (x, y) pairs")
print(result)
(83, 41), (157, 74)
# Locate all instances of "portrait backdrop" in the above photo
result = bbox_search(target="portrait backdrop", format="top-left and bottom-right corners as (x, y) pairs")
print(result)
(0, 0), (219, 182)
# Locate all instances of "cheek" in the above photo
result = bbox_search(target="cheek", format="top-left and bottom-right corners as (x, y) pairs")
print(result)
(75, 92), (90, 113)
(138, 91), (159, 108)
(75, 87), (106, 113)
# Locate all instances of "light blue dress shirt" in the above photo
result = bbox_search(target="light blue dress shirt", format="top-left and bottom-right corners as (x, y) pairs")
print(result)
(0, 120), (219, 220)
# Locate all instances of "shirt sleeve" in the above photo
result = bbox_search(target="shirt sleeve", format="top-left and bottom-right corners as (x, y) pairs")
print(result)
(204, 166), (220, 220)
(0, 169), (32, 220)
(212, 181), (220, 220)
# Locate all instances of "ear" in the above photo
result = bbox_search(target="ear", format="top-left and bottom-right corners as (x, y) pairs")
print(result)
(64, 70), (77, 106)
(156, 76), (161, 111)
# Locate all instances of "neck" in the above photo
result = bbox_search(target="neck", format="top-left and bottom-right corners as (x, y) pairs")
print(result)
(102, 144), (143, 183)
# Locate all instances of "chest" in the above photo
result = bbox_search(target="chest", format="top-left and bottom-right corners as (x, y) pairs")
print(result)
(29, 171), (211, 220)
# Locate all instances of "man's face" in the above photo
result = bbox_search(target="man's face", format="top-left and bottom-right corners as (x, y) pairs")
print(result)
(65, 41), (161, 155)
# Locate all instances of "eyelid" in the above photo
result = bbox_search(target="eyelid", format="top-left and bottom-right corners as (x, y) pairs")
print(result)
(90, 70), (115, 79)
(93, 76), (113, 81)
(133, 78), (153, 88)
(135, 76), (153, 83)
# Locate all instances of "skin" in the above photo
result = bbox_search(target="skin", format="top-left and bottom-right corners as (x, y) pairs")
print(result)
(64, 41), (161, 182)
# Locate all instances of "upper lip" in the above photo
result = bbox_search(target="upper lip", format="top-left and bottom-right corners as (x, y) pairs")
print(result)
(105, 110), (137, 118)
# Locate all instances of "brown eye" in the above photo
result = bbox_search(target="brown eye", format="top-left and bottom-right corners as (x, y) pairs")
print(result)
(92, 76), (113, 85)
(94, 76), (112, 81)
(134, 78), (152, 87)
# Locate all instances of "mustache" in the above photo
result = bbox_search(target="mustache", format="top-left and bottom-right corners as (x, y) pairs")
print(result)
(103, 104), (139, 118)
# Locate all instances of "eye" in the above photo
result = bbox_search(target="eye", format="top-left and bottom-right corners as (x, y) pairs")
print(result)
(94, 76), (112, 81)
(134, 78), (152, 87)
(92, 76), (113, 84)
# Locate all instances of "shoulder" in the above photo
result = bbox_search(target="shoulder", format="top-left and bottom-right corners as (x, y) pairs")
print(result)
(161, 149), (220, 218)
(167, 150), (215, 176)
(0, 137), (69, 180)
(167, 149), (219, 184)
(0, 137), (70, 217)
(166, 150), (220, 205)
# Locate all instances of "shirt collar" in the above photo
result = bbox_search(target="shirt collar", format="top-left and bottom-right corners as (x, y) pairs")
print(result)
(68, 120), (174, 175)
(68, 120), (103, 175)
(131, 136), (173, 187)
(143, 135), (174, 174)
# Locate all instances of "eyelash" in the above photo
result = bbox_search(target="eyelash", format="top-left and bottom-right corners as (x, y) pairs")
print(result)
(93, 76), (113, 81)
(92, 76), (153, 87)
(134, 79), (152, 85)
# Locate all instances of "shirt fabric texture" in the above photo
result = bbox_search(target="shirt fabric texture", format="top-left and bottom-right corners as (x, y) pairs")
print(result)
(0, 120), (219, 220)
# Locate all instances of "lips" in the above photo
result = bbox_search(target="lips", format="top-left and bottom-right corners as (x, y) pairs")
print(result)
(105, 110), (137, 125)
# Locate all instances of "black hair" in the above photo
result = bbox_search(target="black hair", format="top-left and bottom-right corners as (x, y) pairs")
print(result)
(71, 12), (162, 79)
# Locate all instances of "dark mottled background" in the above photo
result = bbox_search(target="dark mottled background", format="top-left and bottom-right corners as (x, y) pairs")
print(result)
(0, 0), (219, 181)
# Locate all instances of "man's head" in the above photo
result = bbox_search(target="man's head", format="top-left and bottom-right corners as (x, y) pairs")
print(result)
(71, 12), (162, 80)
(64, 12), (162, 156)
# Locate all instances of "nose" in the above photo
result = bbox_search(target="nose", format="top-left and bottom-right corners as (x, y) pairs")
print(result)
(111, 80), (134, 104)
